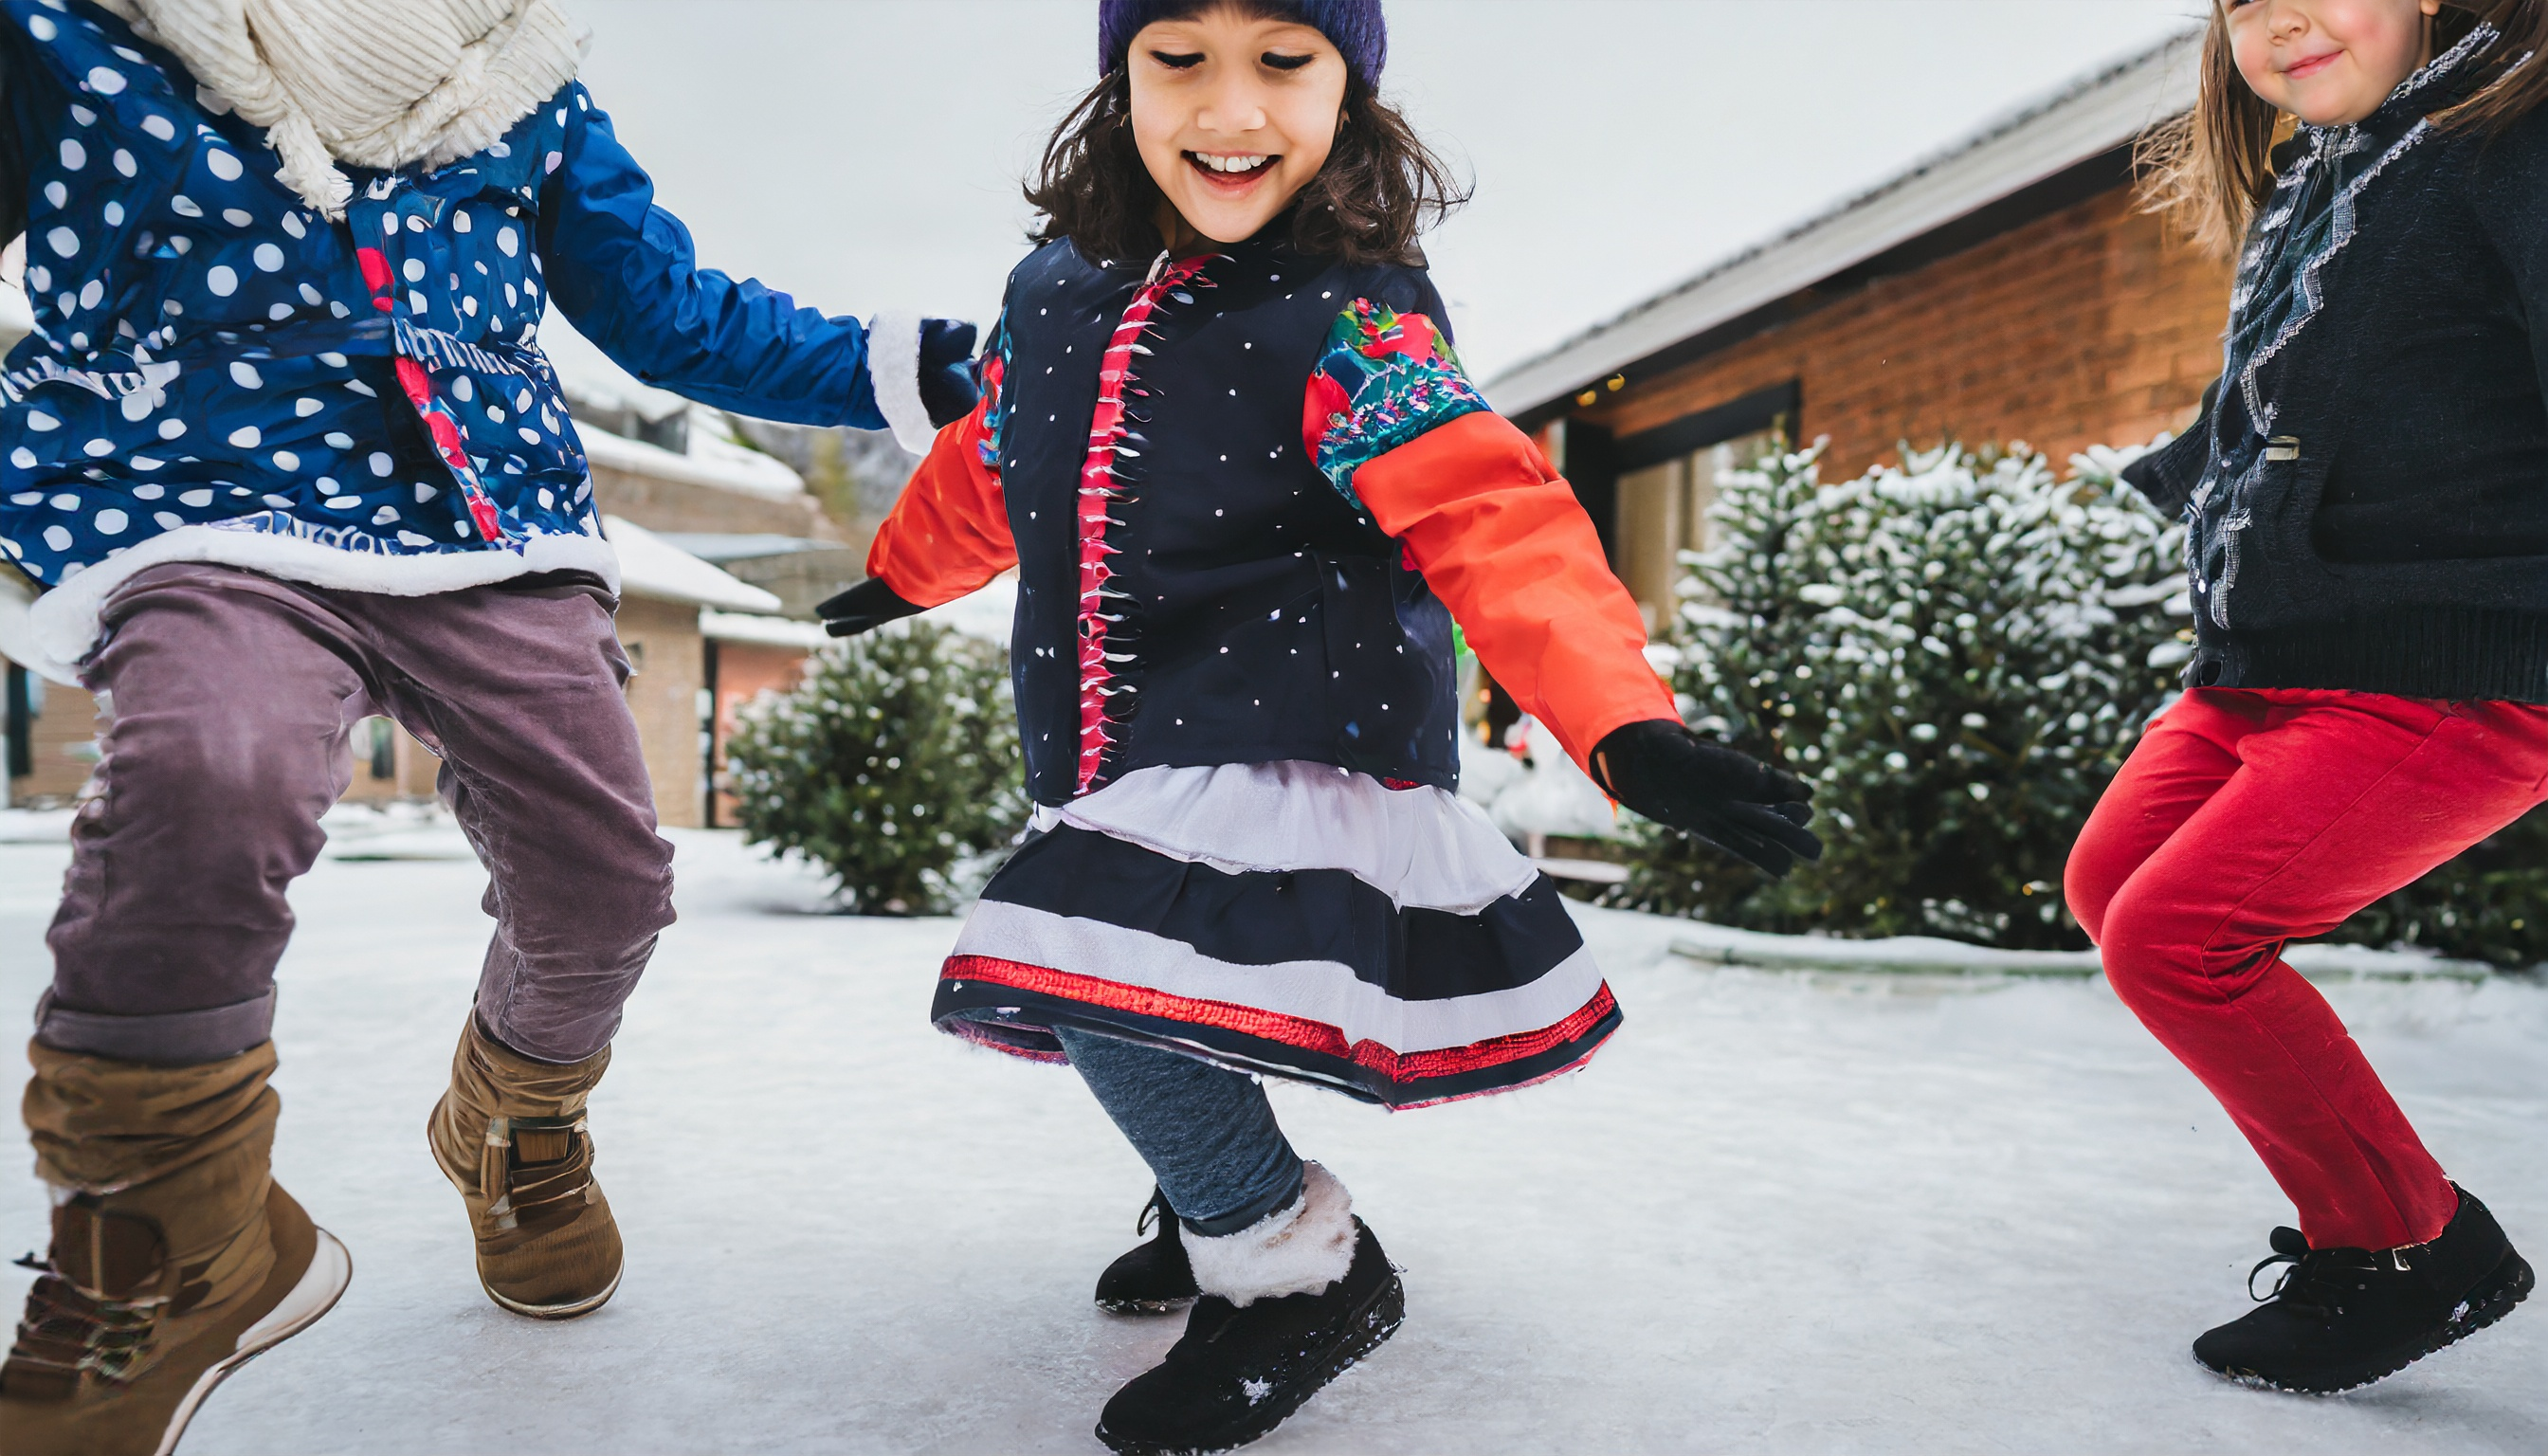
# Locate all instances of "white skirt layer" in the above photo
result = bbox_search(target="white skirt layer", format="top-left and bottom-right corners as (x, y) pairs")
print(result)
(1027, 759), (1541, 915)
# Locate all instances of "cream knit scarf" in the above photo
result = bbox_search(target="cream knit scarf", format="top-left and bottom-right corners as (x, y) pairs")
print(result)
(94, 0), (589, 218)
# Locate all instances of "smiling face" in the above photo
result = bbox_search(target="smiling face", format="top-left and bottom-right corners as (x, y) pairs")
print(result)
(2225, 0), (2443, 125)
(1126, 6), (1350, 252)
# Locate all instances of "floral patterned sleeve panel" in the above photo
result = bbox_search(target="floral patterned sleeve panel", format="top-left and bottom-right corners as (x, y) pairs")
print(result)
(1301, 297), (1490, 510)
(974, 310), (1010, 474)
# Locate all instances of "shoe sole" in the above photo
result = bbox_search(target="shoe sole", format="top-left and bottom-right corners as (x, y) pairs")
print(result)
(2199, 1250), (2535, 1394)
(486, 1263), (623, 1321)
(1097, 1296), (1197, 1317)
(1093, 1269), (1407, 1456)
(154, 1223), (354, 1456)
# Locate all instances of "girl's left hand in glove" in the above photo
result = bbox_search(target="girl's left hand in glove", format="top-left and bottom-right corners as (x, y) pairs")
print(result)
(1589, 719), (1824, 879)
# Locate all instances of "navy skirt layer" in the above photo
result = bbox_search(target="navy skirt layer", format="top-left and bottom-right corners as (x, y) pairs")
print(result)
(933, 761), (1620, 1108)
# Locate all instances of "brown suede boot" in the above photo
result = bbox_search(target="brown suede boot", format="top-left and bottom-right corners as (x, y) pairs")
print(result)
(427, 1016), (622, 1320)
(0, 1041), (351, 1456)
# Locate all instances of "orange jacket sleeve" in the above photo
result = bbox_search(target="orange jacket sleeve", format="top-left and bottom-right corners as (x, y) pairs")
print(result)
(863, 398), (1016, 608)
(1352, 410), (1676, 775)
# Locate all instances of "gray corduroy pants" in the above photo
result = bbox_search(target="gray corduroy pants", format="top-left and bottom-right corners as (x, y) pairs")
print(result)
(32, 561), (675, 1066)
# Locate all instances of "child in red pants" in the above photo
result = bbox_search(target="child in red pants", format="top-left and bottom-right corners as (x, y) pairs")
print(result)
(2076, 0), (2548, 1394)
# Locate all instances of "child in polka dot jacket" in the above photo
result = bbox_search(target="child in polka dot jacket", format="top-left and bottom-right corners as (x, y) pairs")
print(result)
(0, 3), (976, 1450)
(818, 2), (1823, 1448)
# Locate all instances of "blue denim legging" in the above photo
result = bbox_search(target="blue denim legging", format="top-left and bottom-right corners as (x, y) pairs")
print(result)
(1054, 1028), (1307, 1236)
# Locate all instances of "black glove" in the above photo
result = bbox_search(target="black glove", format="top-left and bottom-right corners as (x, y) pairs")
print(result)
(816, 577), (925, 638)
(1590, 719), (1824, 879)
(918, 318), (981, 428)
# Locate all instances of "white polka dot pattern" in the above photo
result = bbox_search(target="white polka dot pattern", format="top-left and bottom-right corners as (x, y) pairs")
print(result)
(0, 5), (629, 588)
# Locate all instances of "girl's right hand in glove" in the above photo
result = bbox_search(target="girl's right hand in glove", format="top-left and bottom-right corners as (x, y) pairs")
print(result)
(1589, 719), (1824, 879)
(815, 578), (924, 638)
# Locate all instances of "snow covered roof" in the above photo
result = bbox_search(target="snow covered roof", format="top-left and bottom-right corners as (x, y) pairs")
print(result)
(917, 572), (1017, 645)
(578, 417), (808, 501)
(660, 533), (839, 565)
(701, 610), (833, 650)
(602, 516), (786, 612)
(1484, 29), (2202, 421)
(537, 308), (811, 500)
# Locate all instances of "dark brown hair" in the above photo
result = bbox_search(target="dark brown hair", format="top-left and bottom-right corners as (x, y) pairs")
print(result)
(1023, 64), (1469, 267)
(2138, 1), (2548, 256)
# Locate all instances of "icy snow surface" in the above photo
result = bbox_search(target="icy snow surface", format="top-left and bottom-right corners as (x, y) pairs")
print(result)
(3, 830), (2544, 1454)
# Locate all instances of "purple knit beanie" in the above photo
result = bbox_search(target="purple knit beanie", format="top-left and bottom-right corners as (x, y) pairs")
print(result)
(1097, 0), (1387, 84)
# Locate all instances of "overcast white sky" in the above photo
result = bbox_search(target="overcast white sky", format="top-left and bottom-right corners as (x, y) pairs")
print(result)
(543, 0), (2205, 389)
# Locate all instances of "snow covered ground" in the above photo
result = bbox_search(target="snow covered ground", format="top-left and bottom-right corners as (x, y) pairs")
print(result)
(3, 826), (2544, 1454)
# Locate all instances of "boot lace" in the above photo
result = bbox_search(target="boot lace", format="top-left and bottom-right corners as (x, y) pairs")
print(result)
(2248, 1226), (2390, 1319)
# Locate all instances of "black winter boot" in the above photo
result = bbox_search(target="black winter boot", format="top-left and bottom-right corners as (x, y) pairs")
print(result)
(2193, 1185), (2533, 1392)
(1097, 1188), (1199, 1315)
(1095, 1217), (1402, 1454)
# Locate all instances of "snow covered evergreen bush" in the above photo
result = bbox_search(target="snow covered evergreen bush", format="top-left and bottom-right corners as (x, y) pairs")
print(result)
(1608, 439), (2185, 948)
(2328, 810), (2548, 967)
(725, 621), (1027, 914)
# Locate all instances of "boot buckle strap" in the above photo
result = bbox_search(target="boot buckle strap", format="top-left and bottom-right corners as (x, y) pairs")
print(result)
(476, 1114), (587, 1230)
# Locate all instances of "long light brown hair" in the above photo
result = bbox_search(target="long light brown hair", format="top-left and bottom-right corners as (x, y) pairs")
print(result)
(2138, 1), (2548, 255)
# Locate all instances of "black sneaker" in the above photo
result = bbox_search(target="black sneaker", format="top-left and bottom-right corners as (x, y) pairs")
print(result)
(2193, 1185), (2534, 1392)
(1095, 1218), (1403, 1455)
(1098, 1188), (1199, 1316)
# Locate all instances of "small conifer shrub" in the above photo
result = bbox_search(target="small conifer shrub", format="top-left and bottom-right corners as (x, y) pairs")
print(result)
(1608, 439), (2184, 949)
(725, 621), (1027, 914)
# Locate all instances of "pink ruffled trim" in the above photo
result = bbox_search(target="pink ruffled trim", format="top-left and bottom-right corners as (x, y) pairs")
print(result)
(1073, 254), (1213, 795)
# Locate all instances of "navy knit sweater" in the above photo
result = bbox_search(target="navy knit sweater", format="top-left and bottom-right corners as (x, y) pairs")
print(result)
(2126, 27), (2548, 701)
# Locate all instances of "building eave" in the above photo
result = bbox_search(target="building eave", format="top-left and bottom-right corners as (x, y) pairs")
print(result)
(603, 516), (787, 613)
(1483, 29), (2201, 423)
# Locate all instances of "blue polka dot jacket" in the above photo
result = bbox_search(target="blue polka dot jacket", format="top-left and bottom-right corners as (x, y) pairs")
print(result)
(865, 238), (1676, 807)
(0, 0), (908, 672)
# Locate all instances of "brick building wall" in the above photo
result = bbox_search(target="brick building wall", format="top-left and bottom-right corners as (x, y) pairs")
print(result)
(1574, 188), (2234, 482)
(338, 718), (442, 805)
(589, 461), (845, 541)
(705, 639), (811, 828)
(615, 595), (707, 830)
(6, 673), (100, 806)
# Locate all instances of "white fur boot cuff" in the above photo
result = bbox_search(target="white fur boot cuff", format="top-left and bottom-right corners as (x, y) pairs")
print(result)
(1177, 1162), (1356, 1308)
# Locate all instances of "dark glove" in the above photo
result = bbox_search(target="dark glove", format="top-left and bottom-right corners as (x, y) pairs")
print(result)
(918, 318), (981, 428)
(1590, 719), (1824, 879)
(816, 577), (925, 638)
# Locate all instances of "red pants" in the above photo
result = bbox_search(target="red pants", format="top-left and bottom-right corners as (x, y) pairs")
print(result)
(2066, 688), (2548, 1250)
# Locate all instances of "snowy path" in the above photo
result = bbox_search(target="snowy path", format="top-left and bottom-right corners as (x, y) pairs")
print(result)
(3, 829), (2543, 1454)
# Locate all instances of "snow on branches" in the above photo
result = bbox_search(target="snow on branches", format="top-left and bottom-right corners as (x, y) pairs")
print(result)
(1611, 437), (2188, 949)
(725, 621), (1028, 915)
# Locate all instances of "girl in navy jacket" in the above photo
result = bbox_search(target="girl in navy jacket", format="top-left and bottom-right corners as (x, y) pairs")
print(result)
(825, 3), (1819, 1447)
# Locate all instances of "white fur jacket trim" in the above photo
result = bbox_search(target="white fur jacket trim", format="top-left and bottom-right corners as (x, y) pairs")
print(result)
(865, 310), (936, 458)
(0, 569), (50, 686)
(12, 523), (620, 683)
(95, 0), (589, 219)
(1179, 1161), (1356, 1307)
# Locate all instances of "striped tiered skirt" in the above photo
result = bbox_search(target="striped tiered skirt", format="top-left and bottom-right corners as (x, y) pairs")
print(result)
(932, 760), (1621, 1108)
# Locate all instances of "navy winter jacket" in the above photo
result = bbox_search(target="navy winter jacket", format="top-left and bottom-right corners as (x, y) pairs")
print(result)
(864, 236), (1678, 808)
